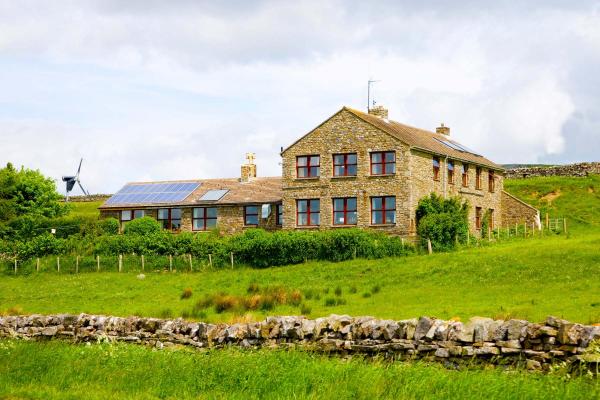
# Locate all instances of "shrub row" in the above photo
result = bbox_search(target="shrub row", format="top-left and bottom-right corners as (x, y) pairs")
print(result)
(1, 228), (413, 268)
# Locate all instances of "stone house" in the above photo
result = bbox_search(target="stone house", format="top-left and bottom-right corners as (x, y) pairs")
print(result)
(99, 105), (539, 235)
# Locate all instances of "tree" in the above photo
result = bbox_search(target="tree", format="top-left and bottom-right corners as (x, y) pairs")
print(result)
(0, 162), (68, 223)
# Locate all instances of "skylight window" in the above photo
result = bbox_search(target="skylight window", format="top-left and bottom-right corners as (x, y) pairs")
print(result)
(434, 138), (481, 156)
(199, 189), (229, 201)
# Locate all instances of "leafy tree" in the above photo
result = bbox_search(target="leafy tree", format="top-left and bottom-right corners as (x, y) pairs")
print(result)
(0, 162), (68, 222)
(416, 193), (469, 251)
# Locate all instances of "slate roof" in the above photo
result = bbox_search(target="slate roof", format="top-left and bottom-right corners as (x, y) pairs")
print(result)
(283, 106), (504, 171)
(99, 177), (282, 209)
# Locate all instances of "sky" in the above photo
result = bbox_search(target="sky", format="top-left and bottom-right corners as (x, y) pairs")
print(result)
(1, 0), (599, 194)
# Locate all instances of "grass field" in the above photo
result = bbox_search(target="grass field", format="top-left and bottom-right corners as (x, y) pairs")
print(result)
(66, 200), (103, 218)
(2, 231), (599, 324)
(0, 340), (597, 400)
(1, 176), (598, 399)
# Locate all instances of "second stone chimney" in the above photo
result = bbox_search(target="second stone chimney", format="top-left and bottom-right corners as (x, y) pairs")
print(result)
(436, 123), (450, 135)
(240, 153), (257, 182)
(368, 105), (389, 119)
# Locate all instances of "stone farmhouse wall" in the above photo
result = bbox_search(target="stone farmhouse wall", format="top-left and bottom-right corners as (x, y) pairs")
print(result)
(281, 110), (412, 235)
(281, 109), (505, 234)
(100, 204), (279, 234)
(501, 191), (540, 227)
(410, 150), (503, 232)
(506, 162), (600, 179)
(2, 314), (599, 371)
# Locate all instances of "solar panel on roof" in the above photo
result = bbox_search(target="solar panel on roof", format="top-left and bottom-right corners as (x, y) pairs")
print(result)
(105, 182), (201, 205)
(434, 138), (481, 157)
(199, 189), (229, 201)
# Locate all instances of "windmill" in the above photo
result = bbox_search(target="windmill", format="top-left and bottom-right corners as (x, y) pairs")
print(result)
(62, 158), (89, 201)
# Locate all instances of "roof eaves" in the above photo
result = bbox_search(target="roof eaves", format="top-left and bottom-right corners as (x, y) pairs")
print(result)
(410, 145), (505, 172)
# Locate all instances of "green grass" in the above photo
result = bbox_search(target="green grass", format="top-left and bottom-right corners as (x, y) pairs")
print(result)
(2, 232), (599, 324)
(505, 175), (600, 230)
(66, 200), (103, 218)
(0, 340), (597, 400)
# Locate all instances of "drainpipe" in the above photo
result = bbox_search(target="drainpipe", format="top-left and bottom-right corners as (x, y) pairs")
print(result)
(443, 155), (448, 199)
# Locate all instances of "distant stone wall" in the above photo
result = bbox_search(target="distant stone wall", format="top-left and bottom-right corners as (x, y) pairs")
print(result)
(501, 191), (540, 227)
(1, 314), (598, 371)
(63, 194), (111, 202)
(506, 162), (600, 179)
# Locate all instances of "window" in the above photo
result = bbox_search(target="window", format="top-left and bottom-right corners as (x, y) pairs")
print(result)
(157, 208), (181, 231)
(370, 151), (396, 175)
(476, 167), (482, 189)
(192, 207), (217, 231)
(244, 205), (259, 226)
(134, 210), (145, 219)
(333, 197), (357, 225)
(296, 199), (320, 226)
(276, 204), (283, 226)
(120, 210), (144, 225)
(488, 170), (496, 192)
(371, 196), (396, 225)
(448, 160), (455, 184)
(333, 153), (357, 177)
(475, 207), (482, 230)
(462, 164), (469, 187)
(433, 157), (440, 181)
(296, 155), (320, 178)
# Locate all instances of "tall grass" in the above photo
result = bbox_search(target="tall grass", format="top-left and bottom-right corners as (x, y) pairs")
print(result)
(0, 340), (597, 400)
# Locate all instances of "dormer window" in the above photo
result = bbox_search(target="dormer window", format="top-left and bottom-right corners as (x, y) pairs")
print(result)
(370, 151), (395, 175)
(296, 155), (320, 178)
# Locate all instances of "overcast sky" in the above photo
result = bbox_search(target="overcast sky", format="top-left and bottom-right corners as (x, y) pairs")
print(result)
(1, 1), (599, 194)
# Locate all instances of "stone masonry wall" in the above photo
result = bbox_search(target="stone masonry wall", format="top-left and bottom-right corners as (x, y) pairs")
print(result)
(100, 204), (280, 235)
(501, 191), (540, 227)
(505, 162), (600, 179)
(410, 150), (503, 233)
(1, 314), (598, 371)
(281, 109), (416, 236)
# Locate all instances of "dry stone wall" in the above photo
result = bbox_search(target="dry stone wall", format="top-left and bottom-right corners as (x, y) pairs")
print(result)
(1, 314), (598, 371)
(506, 162), (600, 179)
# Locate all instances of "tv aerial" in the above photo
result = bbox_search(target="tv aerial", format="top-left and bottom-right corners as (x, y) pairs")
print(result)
(62, 158), (89, 201)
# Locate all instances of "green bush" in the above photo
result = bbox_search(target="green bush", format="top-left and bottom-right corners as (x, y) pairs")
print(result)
(100, 218), (120, 235)
(123, 217), (162, 236)
(416, 193), (469, 251)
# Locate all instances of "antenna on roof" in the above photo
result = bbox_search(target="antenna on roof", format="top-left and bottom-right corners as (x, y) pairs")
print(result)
(367, 79), (380, 112)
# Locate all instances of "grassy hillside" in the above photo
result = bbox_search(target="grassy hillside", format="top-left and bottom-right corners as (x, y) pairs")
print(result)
(504, 175), (600, 229)
(0, 341), (597, 400)
(66, 200), (103, 218)
(2, 232), (599, 324)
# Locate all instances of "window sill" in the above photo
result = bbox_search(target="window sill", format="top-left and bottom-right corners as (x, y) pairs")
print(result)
(295, 177), (320, 181)
(331, 224), (357, 228)
(331, 175), (357, 179)
(295, 225), (320, 229)
(370, 223), (396, 227)
(244, 225), (259, 228)
(368, 174), (396, 178)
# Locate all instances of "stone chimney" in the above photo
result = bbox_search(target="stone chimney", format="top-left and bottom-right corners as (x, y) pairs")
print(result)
(436, 123), (450, 135)
(368, 105), (388, 119)
(241, 153), (257, 182)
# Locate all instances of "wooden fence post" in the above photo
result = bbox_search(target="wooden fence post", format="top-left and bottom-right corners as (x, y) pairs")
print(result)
(141, 254), (145, 271)
(188, 254), (193, 272)
(14, 258), (17, 275)
(96, 255), (100, 272)
(545, 213), (549, 229)
(230, 252), (234, 269)
(36, 257), (40, 272)
(118, 254), (123, 272)
(401, 238), (405, 249)
(169, 254), (173, 272)
(524, 222), (527, 237)
(57, 256), (60, 273)
(427, 239), (433, 255)
(76, 255), (79, 274)
(563, 218), (567, 234)
(208, 253), (213, 269)
(488, 227), (491, 241)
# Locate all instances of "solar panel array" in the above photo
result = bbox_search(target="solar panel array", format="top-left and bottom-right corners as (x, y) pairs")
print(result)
(199, 189), (229, 201)
(434, 138), (481, 156)
(105, 182), (200, 205)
